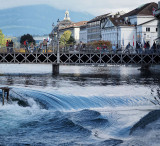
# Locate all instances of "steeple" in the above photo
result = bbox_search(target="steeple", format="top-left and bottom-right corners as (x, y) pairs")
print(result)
(64, 10), (71, 21)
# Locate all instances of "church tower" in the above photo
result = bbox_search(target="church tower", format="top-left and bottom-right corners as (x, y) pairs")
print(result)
(64, 10), (71, 21)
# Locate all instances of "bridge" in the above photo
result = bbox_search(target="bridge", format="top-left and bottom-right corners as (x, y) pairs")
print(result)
(0, 52), (160, 74)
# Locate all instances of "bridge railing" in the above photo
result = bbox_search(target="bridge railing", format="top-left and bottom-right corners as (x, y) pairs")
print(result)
(0, 46), (160, 55)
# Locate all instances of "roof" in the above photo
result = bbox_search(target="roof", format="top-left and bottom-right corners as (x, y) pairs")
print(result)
(58, 19), (73, 28)
(137, 18), (157, 26)
(104, 2), (158, 27)
(121, 2), (158, 18)
(59, 21), (88, 30)
(105, 16), (135, 27)
(87, 13), (110, 23)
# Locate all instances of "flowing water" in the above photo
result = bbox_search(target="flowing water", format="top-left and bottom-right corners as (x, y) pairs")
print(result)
(0, 64), (160, 146)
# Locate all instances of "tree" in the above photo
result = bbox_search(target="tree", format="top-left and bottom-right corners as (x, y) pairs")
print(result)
(67, 36), (76, 45)
(20, 34), (35, 45)
(0, 29), (5, 47)
(60, 30), (72, 46)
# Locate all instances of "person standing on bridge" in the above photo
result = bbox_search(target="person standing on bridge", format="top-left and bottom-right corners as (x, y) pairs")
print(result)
(10, 40), (14, 53)
(152, 42), (157, 53)
(145, 42), (150, 54)
(24, 40), (28, 53)
(126, 42), (131, 49)
(43, 39), (47, 53)
(6, 40), (9, 53)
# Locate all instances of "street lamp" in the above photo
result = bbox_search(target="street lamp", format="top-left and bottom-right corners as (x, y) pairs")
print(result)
(57, 19), (60, 64)
(52, 22), (55, 28)
(52, 22), (55, 52)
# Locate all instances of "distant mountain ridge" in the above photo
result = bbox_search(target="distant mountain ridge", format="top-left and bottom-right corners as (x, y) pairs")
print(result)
(0, 5), (93, 37)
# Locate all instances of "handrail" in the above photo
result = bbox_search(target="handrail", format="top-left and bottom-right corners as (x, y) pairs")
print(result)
(0, 46), (160, 55)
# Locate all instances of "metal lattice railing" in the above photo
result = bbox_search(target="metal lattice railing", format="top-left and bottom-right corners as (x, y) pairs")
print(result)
(0, 52), (160, 65)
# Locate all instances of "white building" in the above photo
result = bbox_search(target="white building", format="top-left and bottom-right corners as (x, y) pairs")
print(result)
(137, 19), (158, 45)
(50, 10), (87, 44)
(101, 2), (158, 49)
(79, 24), (87, 43)
(87, 13), (110, 42)
(59, 21), (87, 44)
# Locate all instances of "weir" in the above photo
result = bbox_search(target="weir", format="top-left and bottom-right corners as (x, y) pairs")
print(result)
(52, 64), (59, 75)
(0, 87), (10, 105)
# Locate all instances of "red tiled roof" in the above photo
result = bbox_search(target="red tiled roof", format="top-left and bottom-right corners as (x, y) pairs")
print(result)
(60, 21), (88, 30)
(121, 2), (158, 18)
(87, 13), (110, 23)
(106, 2), (158, 27)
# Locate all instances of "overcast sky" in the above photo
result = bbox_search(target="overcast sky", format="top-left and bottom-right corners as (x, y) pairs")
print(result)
(0, 0), (159, 15)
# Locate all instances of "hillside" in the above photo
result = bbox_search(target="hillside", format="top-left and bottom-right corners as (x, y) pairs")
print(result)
(0, 5), (93, 37)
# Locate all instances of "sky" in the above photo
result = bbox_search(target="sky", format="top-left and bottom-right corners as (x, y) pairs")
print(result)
(0, 0), (159, 16)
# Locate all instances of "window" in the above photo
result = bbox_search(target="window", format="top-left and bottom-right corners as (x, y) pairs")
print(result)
(156, 28), (158, 32)
(146, 28), (150, 32)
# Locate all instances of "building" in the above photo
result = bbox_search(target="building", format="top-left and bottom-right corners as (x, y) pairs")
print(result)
(59, 21), (87, 44)
(101, 2), (158, 49)
(79, 23), (87, 43)
(87, 13), (110, 42)
(50, 10), (87, 45)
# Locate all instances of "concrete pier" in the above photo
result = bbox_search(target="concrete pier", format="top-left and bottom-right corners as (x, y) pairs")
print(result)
(0, 87), (10, 105)
(158, 2), (160, 43)
(52, 64), (59, 75)
(140, 64), (150, 70)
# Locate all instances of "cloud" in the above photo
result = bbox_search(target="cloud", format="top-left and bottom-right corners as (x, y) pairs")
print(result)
(0, 0), (159, 15)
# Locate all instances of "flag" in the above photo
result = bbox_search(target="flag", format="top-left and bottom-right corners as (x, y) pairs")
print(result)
(133, 35), (134, 46)
(152, 7), (156, 16)
(122, 34), (124, 46)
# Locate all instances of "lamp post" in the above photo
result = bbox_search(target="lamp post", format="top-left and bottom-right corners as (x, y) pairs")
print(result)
(52, 22), (55, 52)
(57, 19), (60, 64)
(52, 19), (60, 75)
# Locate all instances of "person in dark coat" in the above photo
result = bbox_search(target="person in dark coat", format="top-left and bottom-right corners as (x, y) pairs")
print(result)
(152, 42), (156, 53)
(6, 40), (9, 53)
(10, 40), (14, 53)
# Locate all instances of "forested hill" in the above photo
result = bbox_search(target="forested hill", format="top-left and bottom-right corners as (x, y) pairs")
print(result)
(0, 5), (93, 37)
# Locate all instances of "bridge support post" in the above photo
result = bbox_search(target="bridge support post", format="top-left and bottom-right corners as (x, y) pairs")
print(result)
(140, 64), (150, 70)
(0, 87), (10, 105)
(52, 64), (59, 75)
(158, 2), (160, 44)
(2, 90), (4, 105)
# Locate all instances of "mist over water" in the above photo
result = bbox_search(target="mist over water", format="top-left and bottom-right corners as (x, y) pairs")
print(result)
(0, 64), (160, 145)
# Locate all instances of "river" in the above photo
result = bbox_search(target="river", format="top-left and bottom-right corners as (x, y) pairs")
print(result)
(0, 64), (160, 146)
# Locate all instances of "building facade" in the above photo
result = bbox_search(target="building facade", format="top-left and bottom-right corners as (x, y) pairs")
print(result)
(79, 24), (87, 43)
(101, 2), (158, 49)
(50, 10), (87, 45)
(59, 21), (87, 44)
(87, 14), (110, 42)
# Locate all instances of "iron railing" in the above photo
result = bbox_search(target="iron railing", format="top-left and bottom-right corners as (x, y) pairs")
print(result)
(1, 46), (160, 55)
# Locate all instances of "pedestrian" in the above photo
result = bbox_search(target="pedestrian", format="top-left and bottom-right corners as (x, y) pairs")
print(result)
(146, 42), (150, 54)
(152, 42), (156, 53)
(6, 40), (9, 53)
(24, 40), (28, 53)
(112, 44), (116, 53)
(138, 42), (143, 54)
(10, 40), (13, 53)
(126, 42), (130, 49)
(43, 39), (47, 53)
(136, 41), (139, 53)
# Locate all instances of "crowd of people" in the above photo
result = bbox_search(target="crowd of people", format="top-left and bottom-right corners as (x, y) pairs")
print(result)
(23, 39), (48, 53)
(3, 39), (160, 54)
(111, 41), (160, 54)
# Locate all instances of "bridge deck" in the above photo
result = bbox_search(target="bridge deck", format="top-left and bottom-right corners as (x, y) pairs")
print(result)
(0, 53), (159, 65)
